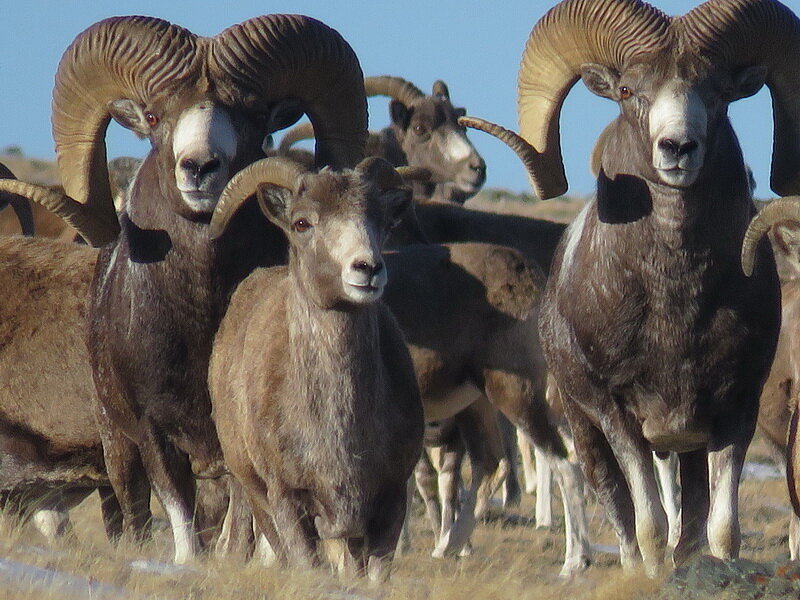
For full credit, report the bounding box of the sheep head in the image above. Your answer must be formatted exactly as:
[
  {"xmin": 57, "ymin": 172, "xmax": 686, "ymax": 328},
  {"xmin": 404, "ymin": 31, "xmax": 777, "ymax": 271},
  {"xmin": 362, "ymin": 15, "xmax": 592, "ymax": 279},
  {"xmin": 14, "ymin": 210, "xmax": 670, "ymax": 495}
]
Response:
[
  {"xmin": 43, "ymin": 14, "xmax": 367, "ymax": 245},
  {"xmin": 365, "ymin": 76, "xmax": 486, "ymax": 203},
  {"xmin": 517, "ymin": 0, "xmax": 800, "ymax": 199},
  {"xmin": 208, "ymin": 157, "xmax": 429, "ymax": 307}
]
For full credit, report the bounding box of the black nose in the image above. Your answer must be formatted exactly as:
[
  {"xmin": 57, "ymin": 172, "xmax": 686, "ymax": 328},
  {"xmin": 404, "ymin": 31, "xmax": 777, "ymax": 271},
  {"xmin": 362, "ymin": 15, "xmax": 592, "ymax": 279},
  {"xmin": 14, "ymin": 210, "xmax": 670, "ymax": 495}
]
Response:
[
  {"xmin": 352, "ymin": 260, "xmax": 383, "ymax": 277},
  {"xmin": 658, "ymin": 138, "xmax": 698, "ymax": 158},
  {"xmin": 180, "ymin": 156, "xmax": 221, "ymax": 184}
]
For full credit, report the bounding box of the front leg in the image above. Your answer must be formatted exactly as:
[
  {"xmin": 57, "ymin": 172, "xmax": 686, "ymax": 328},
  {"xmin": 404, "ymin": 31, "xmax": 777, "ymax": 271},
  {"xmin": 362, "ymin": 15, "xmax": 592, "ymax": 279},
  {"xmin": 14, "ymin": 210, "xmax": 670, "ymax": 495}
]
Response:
[{"xmin": 138, "ymin": 420, "xmax": 199, "ymax": 564}]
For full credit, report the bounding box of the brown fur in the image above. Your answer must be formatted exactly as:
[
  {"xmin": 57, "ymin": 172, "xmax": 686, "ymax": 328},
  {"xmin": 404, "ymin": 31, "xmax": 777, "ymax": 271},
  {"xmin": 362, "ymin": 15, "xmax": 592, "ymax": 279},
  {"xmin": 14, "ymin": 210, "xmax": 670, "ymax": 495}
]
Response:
[
  {"xmin": 0, "ymin": 237, "xmax": 120, "ymax": 535},
  {"xmin": 209, "ymin": 165, "xmax": 424, "ymax": 579}
]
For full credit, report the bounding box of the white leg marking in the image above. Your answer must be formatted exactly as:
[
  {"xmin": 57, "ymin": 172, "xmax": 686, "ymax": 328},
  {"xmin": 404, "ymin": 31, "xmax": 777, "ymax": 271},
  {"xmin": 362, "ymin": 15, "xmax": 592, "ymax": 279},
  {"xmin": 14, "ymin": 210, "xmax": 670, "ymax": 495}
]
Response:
[
  {"xmin": 157, "ymin": 488, "xmax": 197, "ymax": 565},
  {"xmin": 534, "ymin": 447, "xmax": 553, "ymax": 529},
  {"xmin": 517, "ymin": 428, "xmax": 537, "ymax": 494},
  {"xmin": 707, "ymin": 448, "xmax": 740, "ymax": 560},
  {"xmin": 654, "ymin": 452, "xmax": 681, "ymax": 550}
]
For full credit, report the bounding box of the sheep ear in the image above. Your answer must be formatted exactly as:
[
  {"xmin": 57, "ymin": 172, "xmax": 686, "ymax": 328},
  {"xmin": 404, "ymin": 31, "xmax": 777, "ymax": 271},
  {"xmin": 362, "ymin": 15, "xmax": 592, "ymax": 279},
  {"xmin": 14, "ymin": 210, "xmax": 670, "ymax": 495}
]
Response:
[
  {"xmin": 266, "ymin": 99, "xmax": 305, "ymax": 134},
  {"xmin": 773, "ymin": 219, "xmax": 800, "ymax": 268},
  {"xmin": 728, "ymin": 66, "xmax": 768, "ymax": 102},
  {"xmin": 108, "ymin": 99, "xmax": 151, "ymax": 138},
  {"xmin": 581, "ymin": 64, "xmax": 620, "ymax": 101},
  {"xmin": 256, "ymin": 183, "xmax": 293, "ymax": 231},
  {"xmin": 381, "ymin": 188, "xmax": 413, "ymax": 231},
  {"xmin": 389, "ymin": 100, "xmax": 410, "ymax": 130}
]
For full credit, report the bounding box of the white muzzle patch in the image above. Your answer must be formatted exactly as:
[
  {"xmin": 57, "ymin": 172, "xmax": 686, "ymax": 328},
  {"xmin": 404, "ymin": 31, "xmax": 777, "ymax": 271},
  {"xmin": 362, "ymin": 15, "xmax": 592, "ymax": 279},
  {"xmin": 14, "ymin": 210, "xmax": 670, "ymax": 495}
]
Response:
[
  {"xmin": 649, "ymin": 84, "xmax": 707, "ymax": 187},
  {"xmin": 173, "ymin": 103, "xmax": 239, "ymax": 212}
]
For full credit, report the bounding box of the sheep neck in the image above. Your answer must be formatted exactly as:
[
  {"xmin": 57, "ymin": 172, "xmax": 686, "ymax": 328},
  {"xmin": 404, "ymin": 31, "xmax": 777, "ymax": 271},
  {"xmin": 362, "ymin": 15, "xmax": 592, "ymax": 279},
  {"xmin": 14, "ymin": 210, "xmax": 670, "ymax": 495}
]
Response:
[{"xmin": 285, "ymin": 275, "xmax": 385, "ymax": 427}]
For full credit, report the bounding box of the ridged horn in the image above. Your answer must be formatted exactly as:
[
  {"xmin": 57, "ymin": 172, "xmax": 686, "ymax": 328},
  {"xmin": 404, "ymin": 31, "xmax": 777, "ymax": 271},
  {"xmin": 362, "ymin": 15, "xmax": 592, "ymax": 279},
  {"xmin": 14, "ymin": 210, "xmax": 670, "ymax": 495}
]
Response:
[
  {"xmin": 681, "ymin": 0, "xmax": 800, "ymax": 195},
  {"xmin": 518, "ymin": 0, "xmax": 670, "ymax": 199},
  {"xmin": 278, "ymin": 122, "xmax": 315, "ymax": 154},
  {"xmin": 459, "ymin": 115, "xmax": 548, "ymax": 196},
  {"xmin": 52, "ymin": 16, "xmax": 199, "ymax": 246},
  {"xmin": 209, "ymin": 157, "xmax": 306, "ymax": 239},
  {"xmin": 741, "ymin": 197, "xmax": 800, "ymax": 276},
  {"xmin": 0, "ymin": 179, "xmax": 106, "ymax": 243},
  {"xmin": 212, "ymin": 15, "xmax": 367, "ymax": 169},
  {"xmin": 364, "ymin": 76, "xmax": 425, "ymax": 107},
  {"xmin": 0, "ymin": 164, "xmax": 34, "ymax": 236}
]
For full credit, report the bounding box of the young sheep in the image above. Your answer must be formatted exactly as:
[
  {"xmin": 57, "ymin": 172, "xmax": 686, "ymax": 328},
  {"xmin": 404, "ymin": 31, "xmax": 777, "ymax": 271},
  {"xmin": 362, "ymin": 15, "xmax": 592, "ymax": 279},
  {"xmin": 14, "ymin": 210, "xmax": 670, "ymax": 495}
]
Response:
[{"xmin": 207, "ymin": 157, "xmax": 425, "ymax": 581}]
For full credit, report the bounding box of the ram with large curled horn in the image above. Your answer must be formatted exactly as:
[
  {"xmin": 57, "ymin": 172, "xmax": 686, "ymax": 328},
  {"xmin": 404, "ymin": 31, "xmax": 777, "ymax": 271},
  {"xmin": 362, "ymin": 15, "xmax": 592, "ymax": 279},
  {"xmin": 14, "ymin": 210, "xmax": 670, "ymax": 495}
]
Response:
[
  {"xmin": 459, "ymin": 0, "xmax": 799, "ymax": 576},
  {"xmin": 0, "ymin": 14, "xmax": 368, "ymax": 564}
]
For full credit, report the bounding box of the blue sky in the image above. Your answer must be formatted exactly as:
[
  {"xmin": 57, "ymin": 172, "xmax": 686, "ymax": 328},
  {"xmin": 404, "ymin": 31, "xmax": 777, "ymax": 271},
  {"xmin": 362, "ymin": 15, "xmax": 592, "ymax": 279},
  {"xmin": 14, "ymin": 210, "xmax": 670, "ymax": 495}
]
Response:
[{"xmin": 0, "ymin": 1, "xmax": 781, "ymax": 198}]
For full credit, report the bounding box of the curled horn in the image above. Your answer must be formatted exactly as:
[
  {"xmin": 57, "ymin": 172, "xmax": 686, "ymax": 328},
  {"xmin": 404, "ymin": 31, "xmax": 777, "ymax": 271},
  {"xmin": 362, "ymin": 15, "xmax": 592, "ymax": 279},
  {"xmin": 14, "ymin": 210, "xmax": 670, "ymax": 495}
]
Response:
[
  {"xmin": 681, "ymin": 0, "xmax": 800, "ymax": 195},
  {"xmin": 0, "ymin": 164, "xmax": 34, "ymax": 236},
  {"xmin": 741, "ymin": 197, "xmax": 800, "ymax": 276},
  {"xmin": 364, "ymin": 76, "xmax": 425, "ymax": 107},
  {"xmin": 209, "ymin": 157, "xmax": 307, "ymax": 239},
  {"xmin": 213, "ymin": 15, "xmax": 367, "ymax": 169},
  {"xmin": 278, "ymin": 122, "xmax": 315, "ymax": 154},
  {"xmin": 0, "ymin": 179, "xmax": 103, "ymax": 240},
  {"xmin": 458, "ymin": 115, "xmax": 548, "ymax": 196},
  {"xmin": 517, "ymin": 0, "xmax": 669, "ymax": 199},
  {"xmin": 52, "ymin": 17, "xmax": 198, "ymax": 246}
]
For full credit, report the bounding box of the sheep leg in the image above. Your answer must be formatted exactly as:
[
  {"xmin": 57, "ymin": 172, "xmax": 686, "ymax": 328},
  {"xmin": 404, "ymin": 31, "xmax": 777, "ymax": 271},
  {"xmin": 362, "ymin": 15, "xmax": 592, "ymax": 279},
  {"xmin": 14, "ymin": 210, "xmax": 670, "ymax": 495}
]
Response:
[
  {"xmin": 215, "ymin": 476, "xmax": 255, "ymax": 558},
  {"xmin": 365, "ymin": 485, "xmax": 409, "ymax": 584},
  {"xmin": 517, "ymin": 427, "xmax": 537, "ymax": 494},
  {"xmin": 463, "ymin": 400, "xmax": 504, "ymax": 520},
  {"xmin": 484, "ymin": 370, "xmax": 592, "ymax": 575},
  {"xmin": 534, "ymin": 446, "xmax": 553, "ymax": 528},
  {"xmin": 561, "ymin": 395, "xmax": 638, "ymax": 571},
  {"xmin": 497, "ymin": 413, "xmax": 522, "ymax": 508},
  {"xmin": 431, "ymin": 442, "xmax": 476, "ymax": 558},
  {"xmin": 791, "ymin": 514, "xmax": 800, "ymax": 560},
  {"xmin": 138, "ymin": 422, "xmax": 199, "ymax": 564},
  {"xmin": 98, "ymin": 486, "xmax": 123, "ymax": 540},
  {"xmin": 707, "ymin": 442, "xmax": 747, "ymax": 560},
  {"xmin": 413, "ymin": 449, "xmax": 442, "ymax": 542},
  {"xmin": 396, "ymin": 475, "xmax": 416, "ymax": 556},
  {"xmin": 97, "ymin": 415, "xmax": 151, "ymax": 543},
  {"xmin": 654, "ymin": 451, "xmax": 681, "ymax": 550},
  {"xmin": 673, "ymin": 449, "xmax": 708, "ymax": 566},
  {"xmin": 597, "ymin": 404, "xmax": 667, "ymax": 577}
]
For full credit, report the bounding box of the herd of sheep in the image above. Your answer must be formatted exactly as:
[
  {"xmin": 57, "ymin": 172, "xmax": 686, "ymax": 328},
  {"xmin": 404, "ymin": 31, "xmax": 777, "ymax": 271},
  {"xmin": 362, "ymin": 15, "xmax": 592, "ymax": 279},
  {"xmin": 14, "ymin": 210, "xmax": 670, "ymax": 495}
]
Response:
[{"xmin": 1, "ymin": 0, "xmax": 800, "ymax": 589}]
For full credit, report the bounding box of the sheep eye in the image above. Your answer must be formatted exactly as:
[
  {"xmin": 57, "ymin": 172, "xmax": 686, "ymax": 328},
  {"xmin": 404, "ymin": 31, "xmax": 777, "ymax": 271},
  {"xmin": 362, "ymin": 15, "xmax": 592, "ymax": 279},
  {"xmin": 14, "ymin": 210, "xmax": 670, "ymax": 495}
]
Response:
[
  {"xmin": 292, "ymin": 218, "xmax": 312, "ymax": 232},
  {"xmin": 413, "ymin": 124, "xmax": 428, "ymax": 136},
  {"xmin": 145, "ymin": 112, "xmax": 159, "ymax": 127},
  {"xmin": 619, "ymin": 86, "xmax": 632, "ymax": 100}
]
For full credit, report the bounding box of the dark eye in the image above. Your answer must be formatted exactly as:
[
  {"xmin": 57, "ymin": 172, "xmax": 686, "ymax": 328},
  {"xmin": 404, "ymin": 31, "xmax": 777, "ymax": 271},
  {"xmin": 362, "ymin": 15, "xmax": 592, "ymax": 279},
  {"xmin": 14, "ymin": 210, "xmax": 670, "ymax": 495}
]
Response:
[
  {"xmin": 145, "ymin": 112, "xmax": 159, "ymax": 127},
  {"xmin": 292, "ymin": 218, "xmax": 312, "ymax": 232},
  {"xmin": 619, "ymin": 86, "xmax": 632, "ymax": 100},
  {"xmin": 413, "ymin": 123, "xmax": 428, "ymax": 136}
]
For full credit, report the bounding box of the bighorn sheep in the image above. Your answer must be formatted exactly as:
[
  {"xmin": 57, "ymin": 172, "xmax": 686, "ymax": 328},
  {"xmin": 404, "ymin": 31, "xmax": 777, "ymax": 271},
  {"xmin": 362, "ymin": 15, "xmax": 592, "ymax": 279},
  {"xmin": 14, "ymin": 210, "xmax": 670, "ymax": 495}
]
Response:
[
  {"xmin": 742, "ymin": 198, "xmax": 800, "ymax": 560},
  {"xmin": 0, "ymin": 14, "xmax": 368, "ymax": 564},
  {"xmin": 381, "ymin": 241, "xmax": 591, "ymax": 575},
  {"xmin": 461, "ymin": 0, "xmax": 799, "ymax": 575},
  {"xmin": 280, "ymin": 76, "xmax": 486, "ymax": 204},
  {"xmin": 207, "ymin": 157, "xmax": 425, "ymax": 581}
]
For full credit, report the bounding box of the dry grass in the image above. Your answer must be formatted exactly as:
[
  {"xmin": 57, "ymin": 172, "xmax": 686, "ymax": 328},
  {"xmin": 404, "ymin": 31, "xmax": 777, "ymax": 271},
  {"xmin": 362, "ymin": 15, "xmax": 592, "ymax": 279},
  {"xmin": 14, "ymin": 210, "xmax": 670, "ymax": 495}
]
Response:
[{"xmin": 0, "ymin": 434, "xmax": 789, "ymax": 600}]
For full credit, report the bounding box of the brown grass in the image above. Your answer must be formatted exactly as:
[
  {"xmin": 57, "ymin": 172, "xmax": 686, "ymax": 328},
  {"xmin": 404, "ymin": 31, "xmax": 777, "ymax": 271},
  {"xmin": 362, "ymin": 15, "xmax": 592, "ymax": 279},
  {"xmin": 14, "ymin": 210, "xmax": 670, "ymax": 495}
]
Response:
[{"xmin": 0, "ymin": 434, "xmax": 789, "ymax": 600}]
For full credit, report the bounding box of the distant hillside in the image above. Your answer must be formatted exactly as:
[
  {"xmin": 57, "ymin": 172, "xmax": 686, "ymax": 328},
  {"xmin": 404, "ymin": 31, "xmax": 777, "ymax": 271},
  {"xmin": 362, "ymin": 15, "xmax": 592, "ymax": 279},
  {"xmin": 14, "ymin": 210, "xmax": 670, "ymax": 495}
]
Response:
[{"xmin": 0, "ymin": 148, "xmax": 60, "ymax": 186}]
